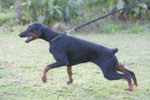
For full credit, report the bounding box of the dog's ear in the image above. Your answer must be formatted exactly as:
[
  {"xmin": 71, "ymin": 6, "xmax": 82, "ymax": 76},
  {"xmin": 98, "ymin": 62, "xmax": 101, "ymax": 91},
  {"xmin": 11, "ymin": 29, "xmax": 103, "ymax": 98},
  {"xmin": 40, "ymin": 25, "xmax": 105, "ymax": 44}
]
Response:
[{"xmin": 35, "ymin": 23, "xmax": 45, "ymax": 37}]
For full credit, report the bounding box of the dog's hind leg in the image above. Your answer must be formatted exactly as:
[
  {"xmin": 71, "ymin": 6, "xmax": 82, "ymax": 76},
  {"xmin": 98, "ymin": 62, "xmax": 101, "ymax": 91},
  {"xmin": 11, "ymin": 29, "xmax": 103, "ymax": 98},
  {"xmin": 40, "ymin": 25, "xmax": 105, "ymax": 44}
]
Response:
[
  {"xmin": 104, "ymin": 72, "xmax": 133, "ymax": 91},
  {"xmin": 116, "ymin": 63, "xmax": 138, "ymax": 86},
  {"xmin": 92, "ymin": 58, "xmax": 133, "ymax": 91},
  {"xmin": 67, "ymin": 66, "xmax": 73, "ymax": 84}
]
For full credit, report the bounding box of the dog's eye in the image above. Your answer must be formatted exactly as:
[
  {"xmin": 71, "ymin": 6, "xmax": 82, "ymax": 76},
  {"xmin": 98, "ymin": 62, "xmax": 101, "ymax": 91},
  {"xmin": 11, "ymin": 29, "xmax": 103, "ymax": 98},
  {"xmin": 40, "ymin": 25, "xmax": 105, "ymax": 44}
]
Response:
[{"xmin": 28, "ymin": 27, "xmax": 33, "ymax": 32}]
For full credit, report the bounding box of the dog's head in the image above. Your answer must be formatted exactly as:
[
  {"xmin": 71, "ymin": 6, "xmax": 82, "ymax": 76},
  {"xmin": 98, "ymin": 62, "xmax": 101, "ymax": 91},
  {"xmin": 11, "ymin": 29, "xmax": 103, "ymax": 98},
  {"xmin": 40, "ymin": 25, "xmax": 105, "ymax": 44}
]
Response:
[{"xmin": 19, "ymin": 23, "xmax": 45, "ymax": 43}]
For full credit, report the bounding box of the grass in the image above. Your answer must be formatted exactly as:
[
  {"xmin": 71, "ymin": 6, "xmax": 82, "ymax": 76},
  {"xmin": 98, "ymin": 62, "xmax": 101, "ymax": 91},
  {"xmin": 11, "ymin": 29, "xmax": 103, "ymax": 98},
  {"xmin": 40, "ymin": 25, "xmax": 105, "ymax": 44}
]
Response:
[{"xmin": 0, "ymin": 26, "xmax": 150, "ymax": 100}]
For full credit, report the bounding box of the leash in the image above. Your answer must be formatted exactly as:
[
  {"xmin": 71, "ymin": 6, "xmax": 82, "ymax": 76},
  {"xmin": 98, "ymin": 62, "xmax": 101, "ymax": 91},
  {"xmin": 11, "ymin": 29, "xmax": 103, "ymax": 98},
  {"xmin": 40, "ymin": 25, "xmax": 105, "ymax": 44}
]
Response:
[{"xmin": 64, "ymin": 0, "xmax": 145, "ymax": 33}]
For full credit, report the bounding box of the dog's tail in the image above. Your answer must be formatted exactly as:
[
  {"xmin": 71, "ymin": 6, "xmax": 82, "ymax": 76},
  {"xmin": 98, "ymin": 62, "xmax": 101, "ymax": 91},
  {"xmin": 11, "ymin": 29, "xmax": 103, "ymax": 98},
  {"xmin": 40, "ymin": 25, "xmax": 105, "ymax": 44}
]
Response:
[{"xmin": 112, "ymin": 48, "xmax": 118, "ymax": 54}]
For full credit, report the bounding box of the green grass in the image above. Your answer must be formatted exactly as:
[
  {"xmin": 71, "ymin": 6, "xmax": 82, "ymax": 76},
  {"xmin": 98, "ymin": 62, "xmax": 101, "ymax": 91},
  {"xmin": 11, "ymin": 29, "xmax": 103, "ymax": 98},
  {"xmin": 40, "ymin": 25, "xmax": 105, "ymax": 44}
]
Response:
[{"xmin": 0, "ymin": 26, "xmax": 150, "ymax": 100}]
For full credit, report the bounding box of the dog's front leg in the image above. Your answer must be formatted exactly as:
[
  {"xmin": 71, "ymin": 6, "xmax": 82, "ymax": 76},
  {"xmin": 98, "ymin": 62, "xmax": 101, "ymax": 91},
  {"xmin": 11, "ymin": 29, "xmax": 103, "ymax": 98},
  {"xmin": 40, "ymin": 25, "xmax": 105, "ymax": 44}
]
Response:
[
  {"xmin": 42, "ymin": 66, "xmax": 50, "ymax": 83},
  {"xmin": 42, "ymin": 60, "xmax": 69, "ymax": 83},
  {"xmin": 42, "ymin": 50, "xmax": 70, "ymax": 83},
  {"xmin": 67, "ymin": 66, "xmax": 73, "ymax": 84}
]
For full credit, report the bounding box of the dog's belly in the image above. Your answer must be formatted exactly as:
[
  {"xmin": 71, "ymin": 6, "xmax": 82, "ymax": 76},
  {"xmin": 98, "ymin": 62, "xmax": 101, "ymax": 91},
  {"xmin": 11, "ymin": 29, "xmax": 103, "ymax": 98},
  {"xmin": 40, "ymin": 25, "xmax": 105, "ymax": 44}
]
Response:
[{"xmin": 68, "ymin": 57, "xmax": 92, "ymax": 66}]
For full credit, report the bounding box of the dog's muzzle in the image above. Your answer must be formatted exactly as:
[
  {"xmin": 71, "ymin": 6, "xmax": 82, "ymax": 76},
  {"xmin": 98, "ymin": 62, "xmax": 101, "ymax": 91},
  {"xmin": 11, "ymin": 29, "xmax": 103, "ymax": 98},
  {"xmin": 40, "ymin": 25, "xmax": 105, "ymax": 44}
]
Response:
[
  {"xmin": 25, "ymin": 36, "xmax": 34, "ymax": 43},
  {"xmin": 19, "ymin": 32, "xmax": 35, "ymax": 43}
]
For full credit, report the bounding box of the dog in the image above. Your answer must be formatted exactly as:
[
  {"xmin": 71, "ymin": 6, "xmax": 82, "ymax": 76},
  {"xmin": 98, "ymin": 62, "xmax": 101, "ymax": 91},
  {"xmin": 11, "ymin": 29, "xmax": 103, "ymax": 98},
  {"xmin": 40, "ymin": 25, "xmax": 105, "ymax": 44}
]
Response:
[{"xmin": 19, "ymin": 23, "xmax": 137, "ymax": 91}]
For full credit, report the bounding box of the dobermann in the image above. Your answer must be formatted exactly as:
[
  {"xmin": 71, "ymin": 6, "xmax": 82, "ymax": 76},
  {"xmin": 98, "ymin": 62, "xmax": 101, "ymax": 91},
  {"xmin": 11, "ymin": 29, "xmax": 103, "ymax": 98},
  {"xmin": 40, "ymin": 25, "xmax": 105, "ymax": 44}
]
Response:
[{"xmin": 19, "ymin": 23, "xmax": 137, "ymax": 91}]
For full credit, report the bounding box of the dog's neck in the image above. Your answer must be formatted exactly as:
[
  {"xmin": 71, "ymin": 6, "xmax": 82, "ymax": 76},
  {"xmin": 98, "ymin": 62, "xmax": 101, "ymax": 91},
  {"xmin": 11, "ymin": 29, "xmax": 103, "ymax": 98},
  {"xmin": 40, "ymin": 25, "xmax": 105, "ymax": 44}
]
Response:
[{"xmin": 41, "ymin": 27, "xmax": 59, "ymax": 42}]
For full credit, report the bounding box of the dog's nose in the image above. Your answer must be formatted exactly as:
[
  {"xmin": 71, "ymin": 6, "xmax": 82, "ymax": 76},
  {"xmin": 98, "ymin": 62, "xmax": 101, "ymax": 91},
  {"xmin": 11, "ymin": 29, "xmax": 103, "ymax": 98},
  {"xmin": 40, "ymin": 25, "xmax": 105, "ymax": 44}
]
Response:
[
  {"xmin": 19, "ymin": 34, "xmax": 21, "ymax": 37},
  {"xmin": 19, "ymin": 33, "xmax": 24, "ymax": 37}
]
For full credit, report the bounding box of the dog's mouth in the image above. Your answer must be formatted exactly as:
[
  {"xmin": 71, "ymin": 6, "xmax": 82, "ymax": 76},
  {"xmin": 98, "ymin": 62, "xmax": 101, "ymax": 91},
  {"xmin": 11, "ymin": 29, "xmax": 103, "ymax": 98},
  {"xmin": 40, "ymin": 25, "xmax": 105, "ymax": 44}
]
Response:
[{"xmin": 25, "ymin": 36, "xmax": 35, "ymax": 43}]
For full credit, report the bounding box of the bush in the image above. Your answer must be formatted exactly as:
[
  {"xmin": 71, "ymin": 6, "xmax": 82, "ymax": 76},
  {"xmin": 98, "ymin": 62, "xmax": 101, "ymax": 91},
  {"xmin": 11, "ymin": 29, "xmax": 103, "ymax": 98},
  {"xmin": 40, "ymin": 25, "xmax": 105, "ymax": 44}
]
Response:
[
  {"xmin": 0, "ymin": 11, "xmax": 14, "ymax": 25},
  {"xmin": 11, "ymin": 0, "xmax": 84, "ymax": 25},
  {"xmin": 105, "ymin": 0, "xmax": 150, "ymax": 21},
  {"xmin": 0, "ymin": 0, "xmax": 14, "ymax": 9}
]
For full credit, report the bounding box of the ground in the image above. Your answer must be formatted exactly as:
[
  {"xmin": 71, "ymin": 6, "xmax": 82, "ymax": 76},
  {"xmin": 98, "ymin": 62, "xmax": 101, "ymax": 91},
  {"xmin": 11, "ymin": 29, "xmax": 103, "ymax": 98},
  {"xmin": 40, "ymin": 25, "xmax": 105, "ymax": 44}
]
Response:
[{"xmin": 0, "ymin": 27, "xmax": 150, "ymax": 100}]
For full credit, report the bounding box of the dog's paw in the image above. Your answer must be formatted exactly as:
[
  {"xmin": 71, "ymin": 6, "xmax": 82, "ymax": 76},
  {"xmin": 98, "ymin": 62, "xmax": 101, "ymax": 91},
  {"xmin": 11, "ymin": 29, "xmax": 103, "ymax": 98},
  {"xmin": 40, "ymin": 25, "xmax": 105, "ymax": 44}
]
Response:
[
  {"xmin": 42, "ymin": 75, "xmax": 47, "ymax": 83},
  {"xmin": 67, "ymin": 79, "xmax": 73, "ymax": 85},
  {"xmin": 132, "ymin": 83, "xmax": 138, "ymax": 87},
  {"xmin": 125, "ymin": 88, "xmax": 133, "ymax": 91}
]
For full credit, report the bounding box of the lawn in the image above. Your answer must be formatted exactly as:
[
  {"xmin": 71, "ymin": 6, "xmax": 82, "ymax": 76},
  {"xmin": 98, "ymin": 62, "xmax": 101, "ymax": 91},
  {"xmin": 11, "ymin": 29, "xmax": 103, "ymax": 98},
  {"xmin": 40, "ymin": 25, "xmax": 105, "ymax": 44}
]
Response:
[{"xmin": 0, "ymin": 26, "xmax": 150, "ymax": 100}]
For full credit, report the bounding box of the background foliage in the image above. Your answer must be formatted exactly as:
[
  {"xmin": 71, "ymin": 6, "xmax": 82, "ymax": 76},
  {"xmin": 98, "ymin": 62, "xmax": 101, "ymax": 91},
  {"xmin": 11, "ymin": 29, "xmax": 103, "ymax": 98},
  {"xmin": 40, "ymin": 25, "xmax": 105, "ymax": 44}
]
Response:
[
  {"xmin": 0, "ymin": 0, "xmax": 150, "ymax": 24},
  {"xmin": 105, "ymin": 0, "xmax": 150, "ymax": 21},
  {"xmin": 0, "ymin": 0, "xmax": 149, "ymax": 33},
  {"xmin": 9, "ymin": 0, "xmax": 84, "ymax": 24}
]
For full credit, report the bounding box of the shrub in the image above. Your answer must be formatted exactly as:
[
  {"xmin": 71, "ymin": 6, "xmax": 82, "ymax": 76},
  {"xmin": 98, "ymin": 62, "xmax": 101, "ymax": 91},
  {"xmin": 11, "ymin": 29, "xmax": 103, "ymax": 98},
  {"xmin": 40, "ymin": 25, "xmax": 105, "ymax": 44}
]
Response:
[
  {"xmin": 11, "ymin": 0, "xmax": 84, "ymax": 25},
  {"xmin": 0, "ymin": 12, "xmax": 14, "ymax": 25},
  {"xmin": 0, "ymin": 0, "xmax": 14, "ymax": 9},
  {"xmin": 105, "ymin": 0, "xmax": 150, "ymax": 21}
]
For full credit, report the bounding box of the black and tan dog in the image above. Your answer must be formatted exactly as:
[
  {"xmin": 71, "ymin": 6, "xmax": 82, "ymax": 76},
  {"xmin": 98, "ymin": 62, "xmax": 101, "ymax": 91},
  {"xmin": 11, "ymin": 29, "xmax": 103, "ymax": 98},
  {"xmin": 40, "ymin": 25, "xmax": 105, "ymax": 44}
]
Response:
[{"xmin": 19, "ymin": 23, "xmax": 137, "ymax": 91}]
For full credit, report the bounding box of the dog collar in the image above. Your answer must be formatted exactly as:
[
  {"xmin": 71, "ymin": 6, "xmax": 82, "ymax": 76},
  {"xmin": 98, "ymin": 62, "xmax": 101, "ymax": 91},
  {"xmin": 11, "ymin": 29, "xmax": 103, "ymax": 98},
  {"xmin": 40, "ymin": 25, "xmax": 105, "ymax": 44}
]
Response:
[{"xmin": 50, "ymin": 31, "xmax": 67, "ymax": 43}]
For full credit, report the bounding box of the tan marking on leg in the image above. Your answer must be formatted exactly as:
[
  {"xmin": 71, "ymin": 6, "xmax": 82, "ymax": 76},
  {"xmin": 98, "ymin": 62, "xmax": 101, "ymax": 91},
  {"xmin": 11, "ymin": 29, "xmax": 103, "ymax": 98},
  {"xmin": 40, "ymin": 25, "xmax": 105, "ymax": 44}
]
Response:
[
  {"xmin": 67, "ymin": 66, "xmax": 73, "ymax": 84},
  {"xmin": 116, "ymin": 63, "xmax": 137, "ymax": 86},
  {"xmin": 123, "ymin": 78, "xmax": 133, "ymax": 91},
  {"xmin": 41, "ymin": 66, "xmax": 51, "ymax": 83}
]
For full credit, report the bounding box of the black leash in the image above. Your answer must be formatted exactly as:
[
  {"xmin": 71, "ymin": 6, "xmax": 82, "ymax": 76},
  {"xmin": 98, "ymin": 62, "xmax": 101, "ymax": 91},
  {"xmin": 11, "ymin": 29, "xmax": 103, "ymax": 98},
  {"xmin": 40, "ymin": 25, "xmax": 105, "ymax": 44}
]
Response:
[{"xmin": 65, "ymin": 0, "xmax": 145, "ymax": 33}]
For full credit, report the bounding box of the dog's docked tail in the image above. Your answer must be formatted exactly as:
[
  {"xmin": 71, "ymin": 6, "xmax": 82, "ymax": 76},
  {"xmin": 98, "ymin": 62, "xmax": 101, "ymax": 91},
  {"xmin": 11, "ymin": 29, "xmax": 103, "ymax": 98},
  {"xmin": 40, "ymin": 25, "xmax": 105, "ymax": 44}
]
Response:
[{"xmin": 112, "ymin": 48, "xmax": 118, "ymax": 54}]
